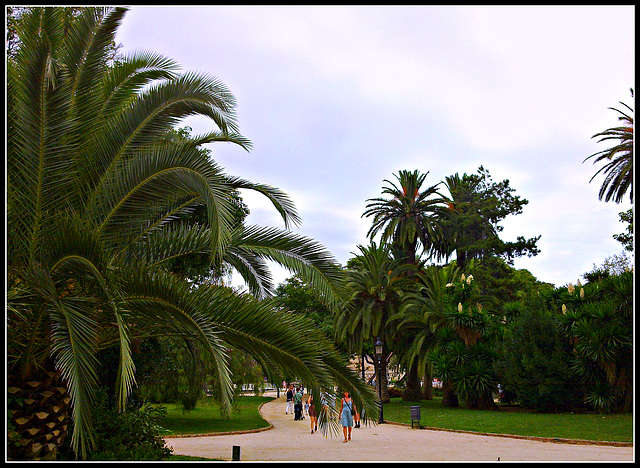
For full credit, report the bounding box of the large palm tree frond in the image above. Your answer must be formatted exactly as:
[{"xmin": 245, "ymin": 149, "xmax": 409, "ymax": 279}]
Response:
[
  {"xmin": 226, "ymin": 225, "xmax": 346, "ymax": 308},
  {"xmin": 584, "ymin": 91, "xmax": 634, "ymax": 203}
]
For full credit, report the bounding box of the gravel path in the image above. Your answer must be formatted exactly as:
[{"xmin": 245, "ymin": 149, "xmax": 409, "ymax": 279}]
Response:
[{"xmin": 165, "ymin": 393, "xmax": 634, "ymax": 462}]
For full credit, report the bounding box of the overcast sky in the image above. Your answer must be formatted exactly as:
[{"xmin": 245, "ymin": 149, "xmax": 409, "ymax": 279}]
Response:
[{"xmin": 115, "ymin": 5, "xmax": 634, "ymax": 289}]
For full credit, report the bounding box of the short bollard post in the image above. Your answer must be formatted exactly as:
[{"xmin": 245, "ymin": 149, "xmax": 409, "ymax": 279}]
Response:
[{"xmin": 232, "ymin": 445, "xmax": 240, "ymax": 461}]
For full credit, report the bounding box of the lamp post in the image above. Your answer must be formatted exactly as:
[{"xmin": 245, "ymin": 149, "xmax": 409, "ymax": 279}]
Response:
[{"xmin": 374, "ymin": 337, "xmax": 384, "ymax": 424}]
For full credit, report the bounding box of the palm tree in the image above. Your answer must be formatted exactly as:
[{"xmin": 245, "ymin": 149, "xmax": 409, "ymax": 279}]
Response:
[
  {"xmin": 392, "ymin": 262, "xmax": 500, "ymax": 409},
  {"xmin": 334, "ymin": 243, "xmax": 414, "ymax": 403},
  {"xmin": 7, "ymin": 7, "xmax": 376, "ymax": 460},
  {"xmin": 424, "ymin": 269, "xmax": 498, "ymax": 409},
  {"xmin": 363, "ymin": 170, "xmax": 450, "ymax": 265},
  {"xmin": 557, "ymin": 272, "xmax": 633, "ymax": 413},
  {"xmin": 583, "ymin": 89, "xmax": 634, "ymax": 204},
  {"xmin": 362, "ymin": 170, "xmax": 450, "ymax": 400},
  {"xmin": 390, "ymin": 264, "xmax": 463, "ymax": 406}
]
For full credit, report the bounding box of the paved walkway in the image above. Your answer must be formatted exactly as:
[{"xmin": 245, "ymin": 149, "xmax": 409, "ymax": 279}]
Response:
[{"xmin": 165, "ymin": 392, "xmax": 634, "ymax": 462}]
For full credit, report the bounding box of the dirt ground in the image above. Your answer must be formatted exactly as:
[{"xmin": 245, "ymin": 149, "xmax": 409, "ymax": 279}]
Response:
[{"xmin": 165, "ymin": 392, "xmax": 634, "ymax": 462}]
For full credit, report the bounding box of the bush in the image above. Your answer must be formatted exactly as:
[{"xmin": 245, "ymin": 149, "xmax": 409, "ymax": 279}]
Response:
[
  {"xmin": 59, "ymin": 388, "xmax": 173, "ymax": 460},
  {"xmin": 495, "ymin": 308, "xmax": 583, "ymax": 412},
  {"xmin": 387, "ymin": 386, "xmax": 403, "ymax": 398}
]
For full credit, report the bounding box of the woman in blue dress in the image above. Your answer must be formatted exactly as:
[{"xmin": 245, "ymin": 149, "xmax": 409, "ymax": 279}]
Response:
[{"xmin": 339, "ymin": 391, "xmax": 355, "ymax": 443}]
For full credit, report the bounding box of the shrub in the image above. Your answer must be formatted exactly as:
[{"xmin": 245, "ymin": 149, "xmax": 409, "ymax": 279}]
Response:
[
  {"xmin": 495, "ymin": 308, "xmax": 583, "ymax": 412},
  {"xmin": 59, "ymin": 388, "xmax": 173, "ymax": 461},
  {"xmin": 387, "ymin": 386, "xmax": 403, "ymax": 398}
]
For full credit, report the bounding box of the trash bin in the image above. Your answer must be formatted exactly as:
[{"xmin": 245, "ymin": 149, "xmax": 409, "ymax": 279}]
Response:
[{"xmin": 410, "ymin": 406, "xmax": 421, "ymax": 429}]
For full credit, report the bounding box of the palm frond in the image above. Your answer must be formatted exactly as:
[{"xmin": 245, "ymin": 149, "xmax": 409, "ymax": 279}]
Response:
[
  {"xmin": 227, "ymin": 225, "xmax": 347, "ymax": 309},
  {"xmin": 225, "ymin": 175, "xmax": 301, "ymax": 228},
  {"xmin": 87, "ymin": 142, "xmax": 234, "ymax": 260}
]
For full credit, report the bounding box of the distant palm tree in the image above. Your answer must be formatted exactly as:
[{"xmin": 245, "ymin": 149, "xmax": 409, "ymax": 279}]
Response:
[
  {"xmin": 362, "ymin": 170, "xmax": 450, "ymax": 400},
  {"xmin": 335, "ymin": 243, "xmax": 414, "ymax": 403},
  {"xmin": 7, "ymin": 7, "xmax": 375, "ymax": 460},
  {"xmin": 363, "ymin": 170, "xmax": 450, "ymax": 265},
  {"xmin": 584, "ymin": 89, "xmax": 634, "ymax": 204},
  {"xmin": 388, "ymin": 263, "xmax": 459, "ymax": 391}
]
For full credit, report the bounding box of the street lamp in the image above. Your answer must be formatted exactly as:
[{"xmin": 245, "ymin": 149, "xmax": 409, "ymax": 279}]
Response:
[{"xmin": 374, "ymin": 337, "xmax": 384, "ymax": 424}]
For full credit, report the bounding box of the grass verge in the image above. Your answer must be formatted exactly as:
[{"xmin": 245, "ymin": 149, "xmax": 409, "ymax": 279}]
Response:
[{"xmin": 382, "ymin": 397, "xmax": 633, "ymax": 443}]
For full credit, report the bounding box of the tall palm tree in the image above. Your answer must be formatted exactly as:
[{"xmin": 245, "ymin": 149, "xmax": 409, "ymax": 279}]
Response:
[
  {"xmin": 362, "ymin": 170, "xmax": 450, "ymax": 400},
  {"xmin": 363, "ymin": 170, "xmax": 450, "ymax": 265},
  {"xmin": 334, "ymin": 243, "xmax": 414, "ymax": 403},
  {"xmin": 583, "ymin": 89, "xmax": 634, "ymax": 204},
  {"xmin": 7, "ymin": 7, "xmax": 376, "ymax": 460}
]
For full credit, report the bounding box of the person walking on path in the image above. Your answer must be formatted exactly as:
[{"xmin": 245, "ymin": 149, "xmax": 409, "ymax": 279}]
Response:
[
  {"xmin": 354, "ymin": 407, "xmax": 361, "ymax": 428},
  {"xmin": 307, "ymin": 394, "xmax": 318, "ymax": 434},
  {"xmin": 294, "ymin": 387, "xmax": 304, "ymax": 420},
  {"xmin": 340, "ymin": 391, "xmax": 355, "ymax": 443},
  {"xmin": 285, "ymin": 385, "xmax": 294, "ymax": 415}
]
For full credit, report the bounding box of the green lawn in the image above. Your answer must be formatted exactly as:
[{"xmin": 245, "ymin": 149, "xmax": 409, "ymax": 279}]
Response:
[
  {"xmin": 157, "ymin": 395, "xmax": 273, "ymax": 436},
  {"xmin": 382, "ymin": 397, "xmax": 633, "ymax": 443},
  {"xmin": 157, "ymin": 394, "xmax": 632, "ymax": 445}
]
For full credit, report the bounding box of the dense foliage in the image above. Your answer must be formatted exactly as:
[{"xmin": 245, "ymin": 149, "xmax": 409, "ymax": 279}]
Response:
[
  {"xmin": 495, "ymin": 306, "xmax": 583, "ymax": 412},
  {"xmin": 275, "ymin": 275, "xmax": 335, "ymax": 339},
  {"xmin": 7, "ymin": 7, "xmax": 633, "ymax": 462},
  {"xmin": 441, "ymin": 166, "xmax": 541, "ymax": 271},
  {"xmin": 334, "ymin": 163, "xmax": 632, "ymax": 416},
  {"xmin": 6, "ymin": 7, "xmax": 377, "ymax": 460},
  {"xmin": 58, "ymin": 389, "xmax": 172, "ymax": 461}
]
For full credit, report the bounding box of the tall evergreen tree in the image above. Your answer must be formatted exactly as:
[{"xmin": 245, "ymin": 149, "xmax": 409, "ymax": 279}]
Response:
[
  {"xmin": 441, "ymin": 166, "xmax": 540, "ymax": 272},
  {"xmin": 335, "ymin": 243, "xmax": 414, "ymax": 403}
]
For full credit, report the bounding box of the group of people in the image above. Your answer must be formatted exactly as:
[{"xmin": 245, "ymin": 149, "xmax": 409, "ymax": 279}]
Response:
[
  {"xmin": 283, "ymin": 383, "xmax": 361, "ymax": 443},
  {"xmin": 284, "ymin": 383, "xmax": 304, "ymax": 421}
]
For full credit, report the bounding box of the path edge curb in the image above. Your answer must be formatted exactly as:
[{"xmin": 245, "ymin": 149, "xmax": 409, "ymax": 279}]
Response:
[{"xmin": 382, "ymin": 421, "xmax": 633, "ymax": 448}]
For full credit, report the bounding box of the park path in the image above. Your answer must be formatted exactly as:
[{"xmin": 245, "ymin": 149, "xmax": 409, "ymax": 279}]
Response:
[{"xmin": 165, "ymin": 392, "xmax": 634, "ymax": 462}]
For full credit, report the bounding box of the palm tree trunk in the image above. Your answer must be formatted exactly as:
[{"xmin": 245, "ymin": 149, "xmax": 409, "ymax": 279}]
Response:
[
  {"xmin": 375, "ymin": 352, "xmax": 390, "ymax": 404},
  {"xmin": 421, "ymin": 365, "xmax": 433, "ymax": 400},
  {"xmin": 402, "ymin": 362, "xmax": 423, "ymax": 401},
  {"xmin": 456, "ymin": 248, "xmax": 467, "ymax": 271},
  {"xmin": 467, "ymin": 393, "xmax": 498, "ymax": 410},
  {"xmin": 7, "ymin": 362, "xmax": 71, "ymax": 460},
  {"xmin": 441, "ymin": 380, "xmax": 459, "ymax": 408}
]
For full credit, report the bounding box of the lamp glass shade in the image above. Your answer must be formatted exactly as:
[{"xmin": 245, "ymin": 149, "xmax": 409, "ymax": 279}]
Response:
[{"xmin": 374, "ymin": 338, "xmax": 383, "ymax": 357}]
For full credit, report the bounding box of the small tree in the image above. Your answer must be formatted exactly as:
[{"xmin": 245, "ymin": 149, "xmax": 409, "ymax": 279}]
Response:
[
  {"xmin": 613, "ymin": 208, "xmax": 633, "ymax": 252},
  {"xmin": 427, "ymin": 272, "xmax": 498, "ymax": 410}
]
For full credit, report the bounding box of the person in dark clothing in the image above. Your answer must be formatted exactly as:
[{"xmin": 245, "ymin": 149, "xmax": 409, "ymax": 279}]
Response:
[
  {"xmin": 293, "ymin": 387, "xmax": 303, "ymax": 420},
  {"xmin": 285, "ymin": 385, "xmax": 294, "ymax": 414}
]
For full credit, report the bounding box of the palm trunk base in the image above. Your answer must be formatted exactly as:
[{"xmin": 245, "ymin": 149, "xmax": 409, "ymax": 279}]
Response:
[
  {"xmin": 7, "ymin": 370, "xmax": 71, "ymax": 461},
  {"xmin": 441, "ymin": 382, "xmax": 459, "ymax": 408},
  {"xmin": 401, "ymin": 363, "xmax": 423, "ymax": 402}
]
